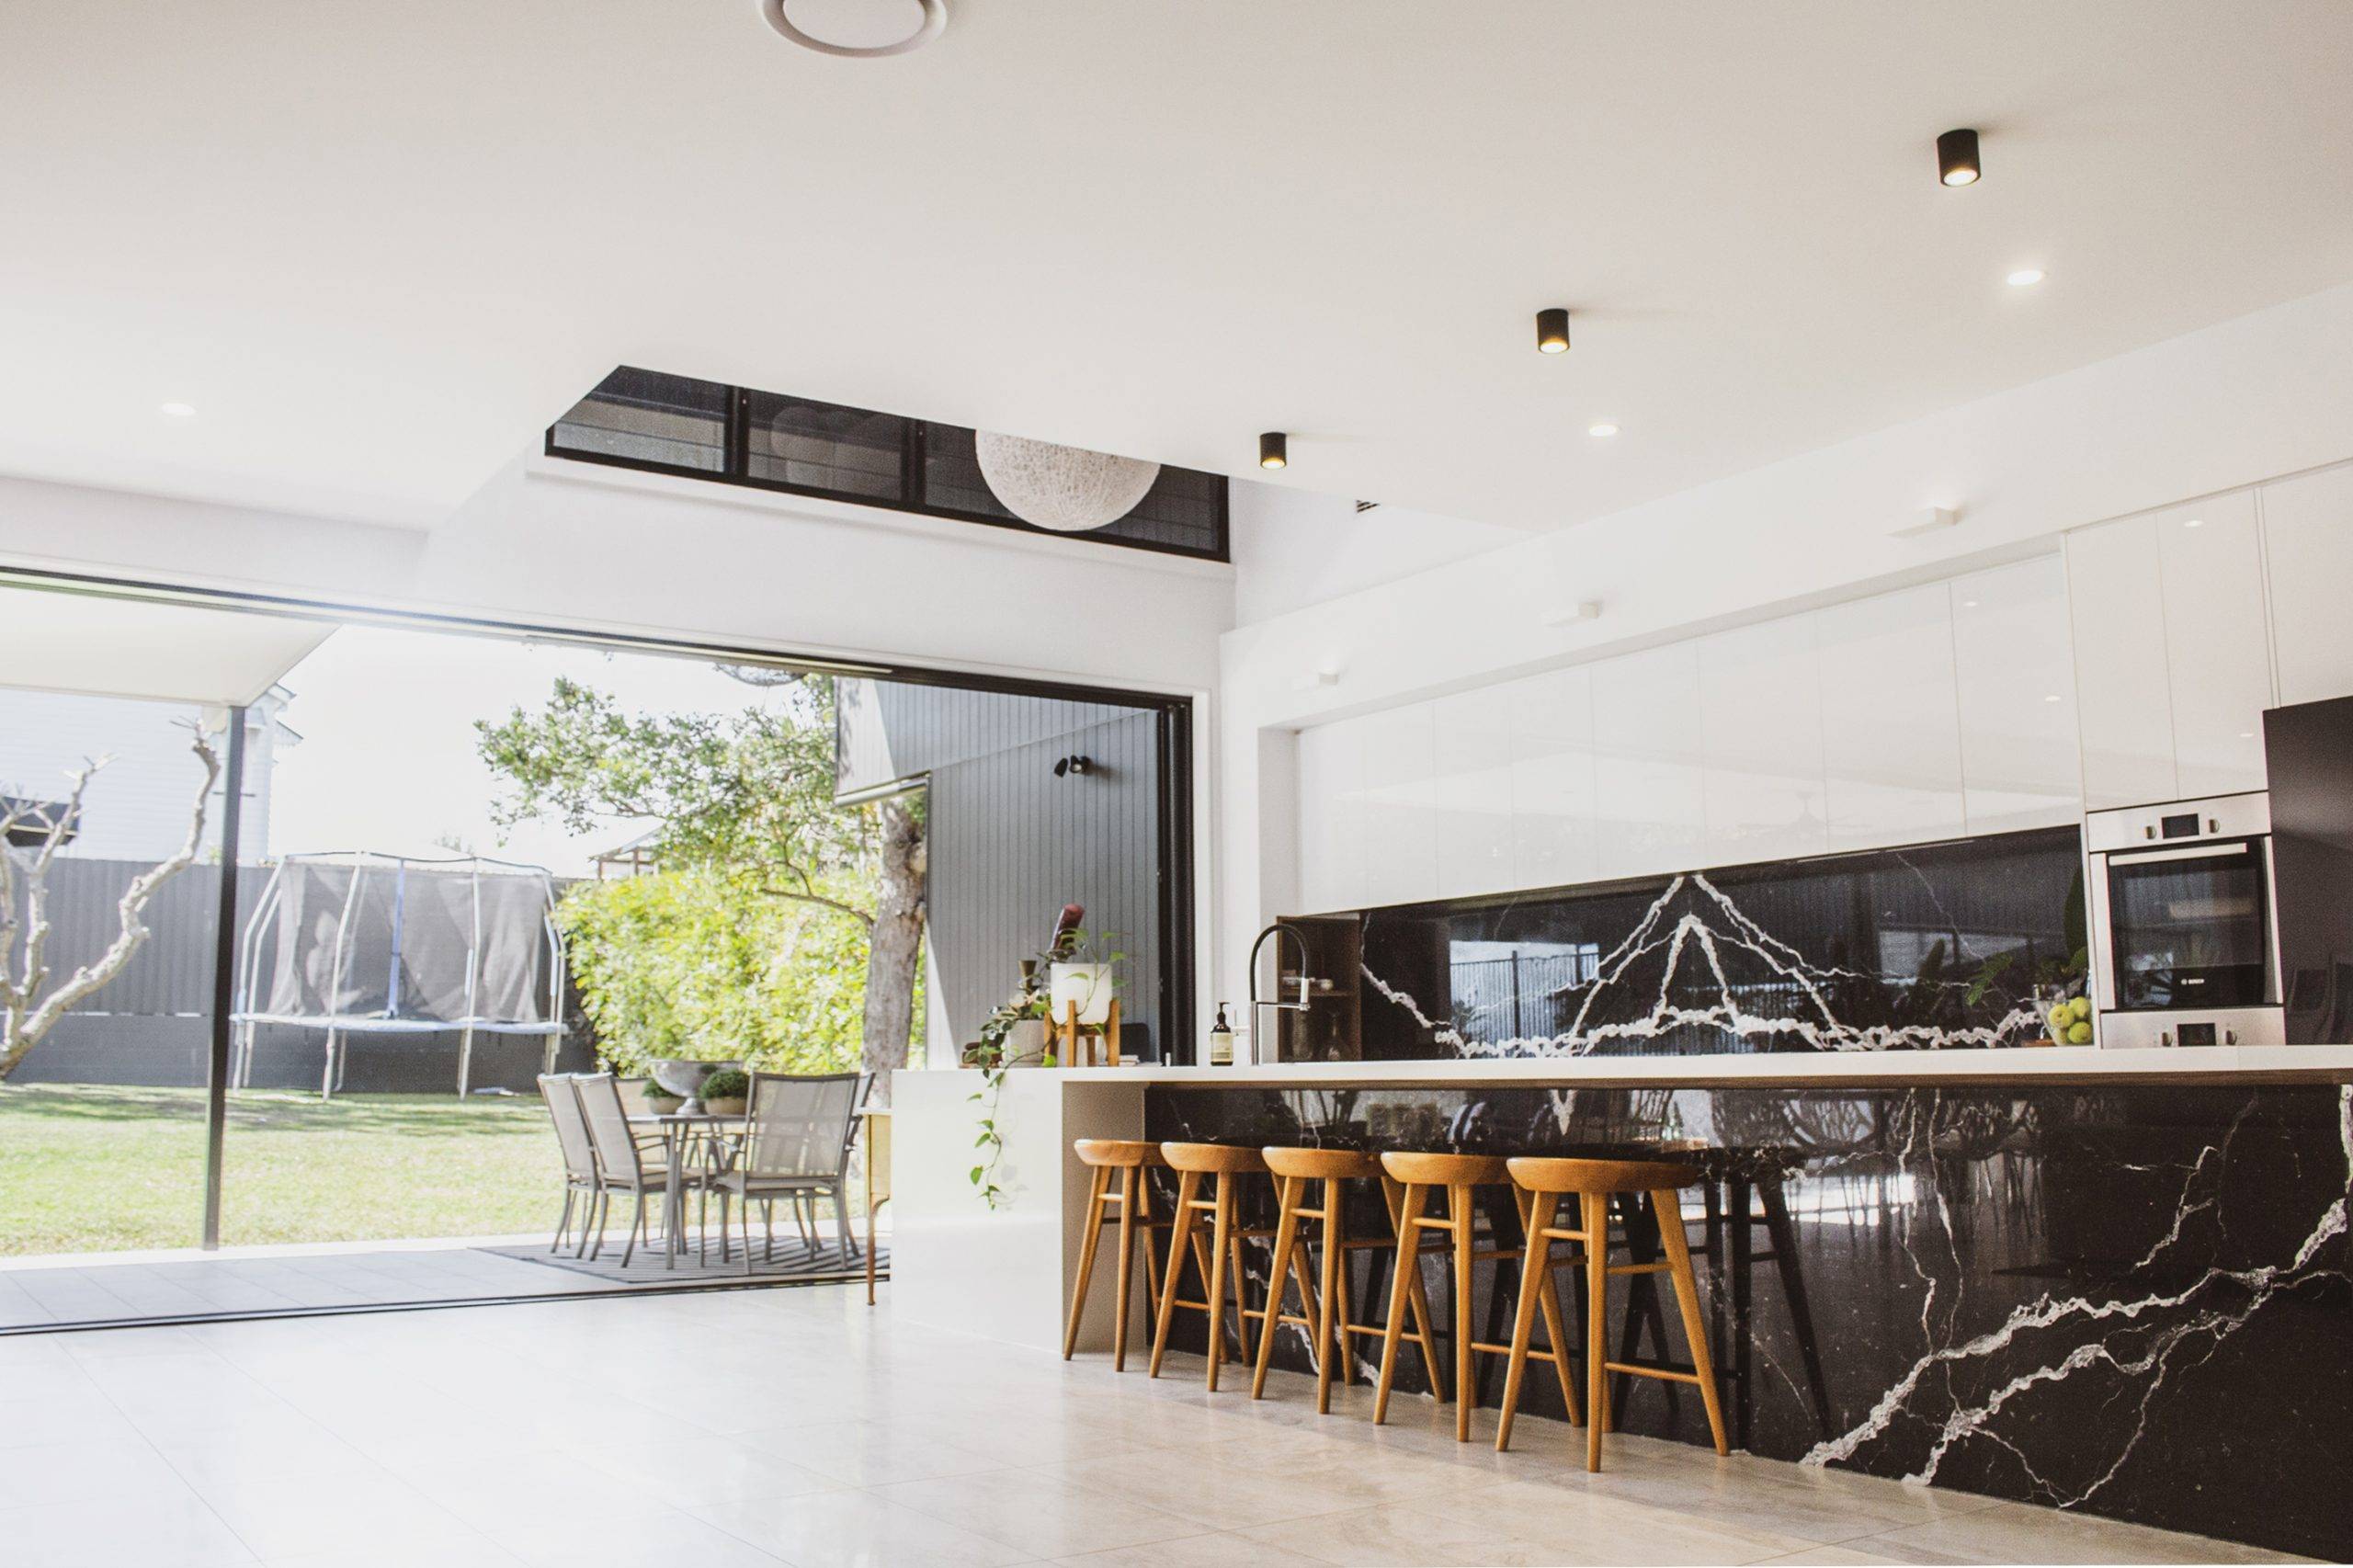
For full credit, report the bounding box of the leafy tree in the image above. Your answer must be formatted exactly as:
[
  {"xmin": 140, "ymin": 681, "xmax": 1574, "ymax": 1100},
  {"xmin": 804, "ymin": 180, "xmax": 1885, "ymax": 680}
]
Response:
[
  {"xmin": 475, "ymin": 675, "xmax": 925, "ymax": 1088},
  {"xmin": 556, "ymin": 869, "xmax": 907, "ymax": 1076}
]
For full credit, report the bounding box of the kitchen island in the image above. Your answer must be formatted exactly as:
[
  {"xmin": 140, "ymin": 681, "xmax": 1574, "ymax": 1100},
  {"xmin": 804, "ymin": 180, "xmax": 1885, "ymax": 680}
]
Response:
[{"xmin": 892, "ymin": 1049, "xmax": 2353, "ymax": 1560}]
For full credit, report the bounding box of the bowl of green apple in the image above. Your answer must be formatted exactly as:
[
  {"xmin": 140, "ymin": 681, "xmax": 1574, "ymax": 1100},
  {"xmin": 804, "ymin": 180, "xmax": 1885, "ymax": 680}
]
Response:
[{"xmin": 2042, "ymin": 994, "xmax": 2095, "ymax": 1047}]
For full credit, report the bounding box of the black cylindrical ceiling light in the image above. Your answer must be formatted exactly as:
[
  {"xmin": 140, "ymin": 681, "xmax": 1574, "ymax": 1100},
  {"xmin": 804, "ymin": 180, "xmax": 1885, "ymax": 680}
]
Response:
[
  {"xmin": 1258, "ymin": 431, "xmax": 1288, "ymax": 470},
  {"xmin": 1536, "ymin": 307, "xmax": 1571, "ymax": 354},
  {"xmin": 1938, "ymin": 128, "xmax": 1981, "ymax": 187}
]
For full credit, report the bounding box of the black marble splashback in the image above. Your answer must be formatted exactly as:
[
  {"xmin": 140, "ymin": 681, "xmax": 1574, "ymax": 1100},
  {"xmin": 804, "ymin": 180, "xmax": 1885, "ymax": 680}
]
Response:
[
  {"xmin": 1305, "ymin": 825, "xmax": 2086, "ymax": 1060},
  {"xmin": 1145, "ymin": 1078, "xmax": 2353, "ymax": 1560}
]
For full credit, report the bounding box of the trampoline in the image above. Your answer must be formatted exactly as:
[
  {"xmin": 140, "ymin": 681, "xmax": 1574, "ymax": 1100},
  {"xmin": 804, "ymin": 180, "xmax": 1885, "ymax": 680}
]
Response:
[{"xmin": 232, "ymin": 852, "xmax": 569, "ymax": 1098}]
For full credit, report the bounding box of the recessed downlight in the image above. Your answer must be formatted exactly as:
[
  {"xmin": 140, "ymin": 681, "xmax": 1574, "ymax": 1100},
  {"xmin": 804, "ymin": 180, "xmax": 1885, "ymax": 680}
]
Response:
[
  {"xmin": 2044, "ymin": 693, "xmax": 2063, "ymax": 703},
  {"xmin": 2006, "ymin": 267, "xmax": 2045, "ymax": 288},
  {"xmin": 158, "ymin": 402, "xmax": 197, "ymax": 418},
  {"xmin": 761, "ymin": 0, "xmax": 945, "ymax": 57},
  {"xmin": 2185, "ymin": 517, "xmax": 2205, "ymax": 529},
  {"xmin": 1937, "ymin": 128, "xmax": 1981, "ymax": 187},
  {"xmin": 1587, "ymin": 422, "xmax": 1620, "ymax": 438}
]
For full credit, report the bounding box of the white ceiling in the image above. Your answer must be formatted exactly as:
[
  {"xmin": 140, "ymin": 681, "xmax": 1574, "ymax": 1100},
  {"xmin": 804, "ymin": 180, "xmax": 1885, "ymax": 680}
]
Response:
[
  {"xmin": 0, "ymin": 585, "xmax": 333, "ymax": 706},
  {"xmin": 3, "ymin": 2, "xmax": 2350, "ymax": 533}
]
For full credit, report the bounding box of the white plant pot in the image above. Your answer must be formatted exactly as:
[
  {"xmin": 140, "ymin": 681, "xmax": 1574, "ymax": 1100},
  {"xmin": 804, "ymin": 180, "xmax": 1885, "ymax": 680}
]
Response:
[
  {"xmin": 1049, "ymin": 962, "xmax": 1115, "ymax": 1026},
  {"xmin": 1003, "ymin": 1017, "xmax": 1051, "ymax": 1063}
]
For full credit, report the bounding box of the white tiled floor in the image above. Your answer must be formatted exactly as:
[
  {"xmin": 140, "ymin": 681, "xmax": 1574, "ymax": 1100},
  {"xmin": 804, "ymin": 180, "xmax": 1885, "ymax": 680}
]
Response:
[{"xmin": 0, "ymin": 1287, "xmax": 2312, "ymax": 1567}]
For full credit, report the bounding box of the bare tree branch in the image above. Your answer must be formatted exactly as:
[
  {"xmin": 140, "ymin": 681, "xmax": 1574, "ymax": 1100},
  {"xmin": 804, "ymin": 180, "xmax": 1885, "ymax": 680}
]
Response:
[{"xmin": 0, "ymin": 728, "xmax": 220, "ymax": 1082}]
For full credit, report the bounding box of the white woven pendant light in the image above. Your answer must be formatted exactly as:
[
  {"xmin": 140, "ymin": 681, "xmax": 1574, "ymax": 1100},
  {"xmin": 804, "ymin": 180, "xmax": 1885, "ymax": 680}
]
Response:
[{"xmin": 972, "ymin": 433, "xmax": 1161, "ymax": 533}]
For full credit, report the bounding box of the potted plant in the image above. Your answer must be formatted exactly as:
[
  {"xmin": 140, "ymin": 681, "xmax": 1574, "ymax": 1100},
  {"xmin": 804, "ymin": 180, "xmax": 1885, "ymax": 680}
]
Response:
[
  {"xmin": 648, "ymin": 1058, "xmax": 742, "ymax": 1112},
  {"xmin": 699, "ymin": 1068, "xmax": 750, "ymax": 1116},
  {"xmin": 640, "ymin": 1077, "xmax": 686, "ymax": 1115}
]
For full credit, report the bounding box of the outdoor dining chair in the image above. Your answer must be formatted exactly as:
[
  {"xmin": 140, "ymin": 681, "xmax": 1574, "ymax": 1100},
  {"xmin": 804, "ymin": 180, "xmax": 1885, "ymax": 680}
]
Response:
[
  {"xmin": 710, "ymin": 1072, "xmax": 865, "ymax": 1272},
  {"xmin": 574, "ymin": 1071, "xmax": 676, "ymax": 1267},
  {"xmin": 536, "ymin": 1073, "xmax": 601, "ymax": 1256}
]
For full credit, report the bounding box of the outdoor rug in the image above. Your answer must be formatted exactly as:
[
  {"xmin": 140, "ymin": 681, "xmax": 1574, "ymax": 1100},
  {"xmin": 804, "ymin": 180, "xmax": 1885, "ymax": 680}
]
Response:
[{"xmin": 477, "ymin": 1234, "xmax": 887, "ymax": 1288}]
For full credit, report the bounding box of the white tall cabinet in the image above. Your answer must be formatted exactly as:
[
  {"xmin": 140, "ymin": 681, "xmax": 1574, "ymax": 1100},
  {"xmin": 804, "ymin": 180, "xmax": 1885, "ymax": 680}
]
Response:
[
  {"xmin": 2065, "ymin": 490, "xmax": 2272, "ymax": 810},
  {"xmin": 1289, "ymin": 466, "xmax": 2353, "ymax": 915}
]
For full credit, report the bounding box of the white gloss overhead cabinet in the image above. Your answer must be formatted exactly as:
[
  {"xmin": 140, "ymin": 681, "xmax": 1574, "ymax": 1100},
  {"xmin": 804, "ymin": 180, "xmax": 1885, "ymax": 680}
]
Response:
[
  {"xmin": 2065, "ymin": 515, "xmax": 2180, "ymax": 809},
  {"xmin": 1950, "ymin": 557, "xmax": 2083, "ymax": 834},
  {"xmin": 1698, "ymin": 615, "xmax": 1829, "ymax": 865},
  {"xmin": 1293, "ymin": 718, "xmax": 1366, "ymax": 915},
  {"xmin": 1506, "ymin": 664, "xmax": 1599, "ymax": 892},
  {"xmin": 1816, "ymin": 584, "xmax": 1966, "ymax": 851},
  {"xmin": 1590, "ymin": 642, "xmax": 1707, "ymax": 880},
  {"xmin": 2153, "ymin": 491, "xmax": 2271, "ymax": 797},
  {"xmin": 1431, "ymin": 682, "xmax": 1516, "ymax": 900},
  {"xmin": 2262, "ymin": 463, "xmax": 2353, "ymax": 708},
  {"xmin": 1357, "ymin": 700, "xmax": 1438, "ymax": 908}
]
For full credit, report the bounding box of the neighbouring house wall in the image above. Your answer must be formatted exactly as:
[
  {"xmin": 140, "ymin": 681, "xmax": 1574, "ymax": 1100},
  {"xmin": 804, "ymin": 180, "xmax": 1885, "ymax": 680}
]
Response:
[
  {"xmin": 0, "ymin": 690, "xmax": 287, "ymax": 862},
  {"xmin": 1217, "ymin": 280, "xmax": 2353, "ymax": 1040}
]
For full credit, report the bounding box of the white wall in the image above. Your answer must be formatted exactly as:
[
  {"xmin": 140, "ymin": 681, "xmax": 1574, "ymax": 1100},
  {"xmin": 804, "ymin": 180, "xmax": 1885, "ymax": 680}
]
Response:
[
  {"xmin": 1227, "ymin": 485, "xmax": 1523, "ymax": 628},
  {"xmin": 1222, "ymin": 280, "xmax": 2353, "ymax": 1021}
]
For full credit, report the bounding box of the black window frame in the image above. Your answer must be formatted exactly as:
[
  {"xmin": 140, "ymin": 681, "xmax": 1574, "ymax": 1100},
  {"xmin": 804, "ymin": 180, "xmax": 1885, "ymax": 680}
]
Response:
[{"xmin": 547, "ymin": 369, "xmax": 1230, "ymax": 564}]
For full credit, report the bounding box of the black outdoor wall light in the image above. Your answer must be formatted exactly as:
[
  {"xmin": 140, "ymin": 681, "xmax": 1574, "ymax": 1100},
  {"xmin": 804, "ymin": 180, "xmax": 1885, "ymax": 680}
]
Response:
[{"xmin": 1053, "ymin": 755, "xmax": 1094, "ymax": 778}]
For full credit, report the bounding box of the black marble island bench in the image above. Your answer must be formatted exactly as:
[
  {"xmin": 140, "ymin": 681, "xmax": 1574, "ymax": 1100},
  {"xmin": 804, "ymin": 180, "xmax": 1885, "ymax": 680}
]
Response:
[{"xmin": 1072, "ymin": 1053, "xmax": 2351, "ymax": 1562}]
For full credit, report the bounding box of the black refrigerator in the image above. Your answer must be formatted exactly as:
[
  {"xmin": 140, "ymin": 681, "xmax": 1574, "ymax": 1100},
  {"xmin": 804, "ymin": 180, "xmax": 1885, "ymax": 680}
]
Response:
[{"xmin": 2263, "ymin": 694, "xmax": 2353, "ymax": 1042}]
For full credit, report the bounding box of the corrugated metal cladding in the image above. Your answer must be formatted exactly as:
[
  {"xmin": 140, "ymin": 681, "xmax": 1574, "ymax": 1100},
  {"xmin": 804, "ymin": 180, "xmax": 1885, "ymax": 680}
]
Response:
[
  {"xmin": 835, "ymin": 679, "xmax": 1146, "ymax": 799},
  {"xmin": 842, "ymin": 679, "xmax": 1165, "ymax": 1059}
]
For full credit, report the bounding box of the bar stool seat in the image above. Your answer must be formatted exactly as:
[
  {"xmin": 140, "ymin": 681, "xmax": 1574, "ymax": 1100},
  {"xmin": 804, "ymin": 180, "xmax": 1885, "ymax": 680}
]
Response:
[
  {"xmin": 1063, "ymin": 1140, "xmax": 1176, "ymax": 1370},
  {"xmin": 1498, "ymin": 1155, "xmax": 1728, "ymax": 1471},
  {"xmin": 1149, "ymin": 1142, "xmax": 1290, "ymax": 1392},
  {"xmin": 1249, "ymin": 1146, "xmax": 1446, "ymax": 1413},
  {"xmin": 1373, "ymin": 1150, "xmax": 1578, "ymax": 1441}
]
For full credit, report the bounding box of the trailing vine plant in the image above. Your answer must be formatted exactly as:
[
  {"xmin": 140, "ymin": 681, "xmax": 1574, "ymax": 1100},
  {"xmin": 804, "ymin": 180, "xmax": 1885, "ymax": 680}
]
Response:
[{"xmin": 963, "ymin": 914, "xmax": 1127, "ymax": 1210}]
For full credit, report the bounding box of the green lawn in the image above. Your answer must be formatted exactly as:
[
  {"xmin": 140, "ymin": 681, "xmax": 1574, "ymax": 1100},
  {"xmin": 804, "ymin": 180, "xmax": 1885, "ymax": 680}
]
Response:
[{"xmin": 0, "ymin": 1085, "xmax": 568, "ymax": 1256}]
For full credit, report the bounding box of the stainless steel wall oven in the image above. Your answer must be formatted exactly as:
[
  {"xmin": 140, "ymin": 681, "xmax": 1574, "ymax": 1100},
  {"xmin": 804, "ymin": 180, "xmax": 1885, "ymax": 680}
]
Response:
[{"xmin": 2086, "ymin": 791, "xmax": 2284, "ymax": 1048}]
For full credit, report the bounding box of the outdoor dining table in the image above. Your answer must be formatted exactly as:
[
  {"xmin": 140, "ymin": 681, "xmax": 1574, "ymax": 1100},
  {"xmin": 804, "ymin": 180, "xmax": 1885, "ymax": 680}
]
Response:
[{"xmin": 626, "ymin": 1111, "xmax": 747, "ymax": 1266}]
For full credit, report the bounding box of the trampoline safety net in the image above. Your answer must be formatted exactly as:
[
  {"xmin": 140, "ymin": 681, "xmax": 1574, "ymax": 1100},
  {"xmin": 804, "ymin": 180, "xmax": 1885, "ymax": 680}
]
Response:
[{"xmin": 232, "ymin": 853, "xmax": 568, "ymax": 1097}]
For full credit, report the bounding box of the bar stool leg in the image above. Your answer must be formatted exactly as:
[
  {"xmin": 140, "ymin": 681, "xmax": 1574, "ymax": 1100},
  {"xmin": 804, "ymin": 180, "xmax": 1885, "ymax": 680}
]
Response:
[
  {"xmin": 1518, "ymin": 1188, "xmax": 1582, "ymax": 1426},
  {"xmin": 1112, "ymin": 1165, "xmax": 1139, "ymax": 1370},
  {"xmin": 1063, "ymin": 1165, "xmax": 1110, "ymax": 1360},
  {"xmin": 1252, "ymin": 1175, "xmax": 1306, "ymax": 1399},
  {"xmin": 1148, "ymin": 1171, "xmax": 1201, "ymax": 1379},
  {"xmin": 1583, "ymin": 1190, "xmax": 1609, "ymax": 1471},
  {"xmin": 1372, "ymin": 1181, "xmax": 1427, "ymax": 1424},
  {"xmin": 1205, "ymin": 1174, "xmax": 1235, "ymax": 1392},
  {"xmin": 1654, "ymin": 1187, "xmax": 1730, "ymax": 1455},
  {"xmin": 1315, "ymin": 1176, "xmax": 1344, "ymax": 1414},
  {"xmin": 1449, "ymin": 1181, "xmax": 1475, "ymax": 1442},
  {"xmin": 1495, "ymin": 1190, "xmax": 1556, "ymax": 1451},
  {"xmin": 1380, "ymin": 1176, "xmax": 1448, "ymax": 1402}
]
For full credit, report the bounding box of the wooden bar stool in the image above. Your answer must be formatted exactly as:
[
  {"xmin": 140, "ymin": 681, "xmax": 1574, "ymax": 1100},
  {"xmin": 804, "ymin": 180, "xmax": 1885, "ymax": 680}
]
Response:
[
  {"xmin": 1372, "ymin": 1151, "xmax": 1578, "ymax": 1442},
  {"xmin": 1498, "ymin": 1156, "xmax": 1728, "ymax": 1471},
  {"xmin": 1249, "ymin": 1145, "xmax": 1446, "ymax": 1414},
  {"xmin": 1063, "ymin": 1140, "xmax": 1174, "ymax": 1371},
  {"xmin": 1148, "ymin": 1142, "xmax": 1286, "ymax": 1392}
]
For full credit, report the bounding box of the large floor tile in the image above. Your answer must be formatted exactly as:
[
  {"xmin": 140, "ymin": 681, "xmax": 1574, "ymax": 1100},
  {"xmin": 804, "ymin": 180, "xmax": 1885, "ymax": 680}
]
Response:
[
  {"xmin": 871, "ymin": 1467, "xmax": 1212, "ymax": 1559},
  {"xmin": 0, "ymin": 1491, "xmax": 256, "ymax": 1568},
  {"xmin": 488, "ymin": 1509, "xmax": 791, "ymax": 1568},
  {"xmin": 693, "ymin": 1486, "xmax": 1041, "ymax": 1568}
]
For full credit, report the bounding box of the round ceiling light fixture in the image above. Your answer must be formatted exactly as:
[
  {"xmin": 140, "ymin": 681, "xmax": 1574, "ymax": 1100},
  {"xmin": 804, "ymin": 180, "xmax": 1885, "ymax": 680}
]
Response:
[
  {"xmin": 1258, "ymin": 432, "xmax": 1289, "ymax": 471},
  {"xmin": 760, "ymin": 0, "xmax": 945, "ymax": 58},
  {"xmin": 972, "ymin": 432, "xmax": 1161, "ymax": 533},
  {"xmin": 1536, "ymin": 308, "xmax": 1571, "ymax": 355}
]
